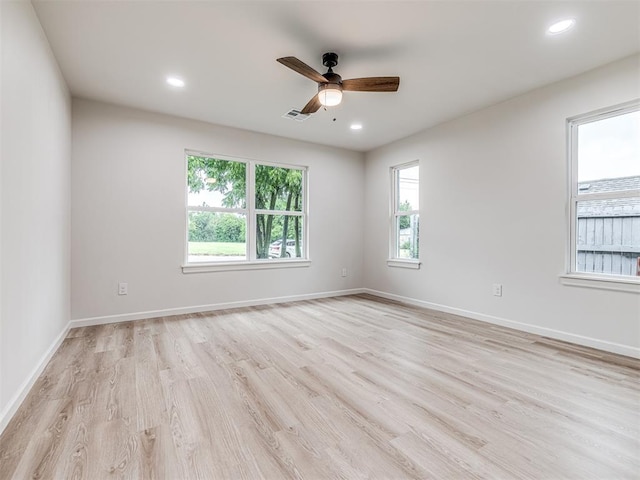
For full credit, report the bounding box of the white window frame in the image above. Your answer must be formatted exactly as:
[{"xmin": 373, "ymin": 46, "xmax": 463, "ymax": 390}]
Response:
[
  {"xmin": 183, "ymin": 150, "xmax": 310, "ymax": 273},
  {"xmin": 561, "ymin": 100, "xmax": 640, "ymax": 293},
  {"xmin": 388, "ymin": 160, "xmax": 421, "ymax": 269}
]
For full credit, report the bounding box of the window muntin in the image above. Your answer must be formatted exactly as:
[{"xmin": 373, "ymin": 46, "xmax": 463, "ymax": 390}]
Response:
[
  {"xmin": 186, "ymin": 153, "xmax": 307, "ymax": 264},
  {"xmin": 568, "ymin": 102, "xmax": 640, "ymax": 279},
  {"xmin": 391, "ymin": 162, "xmax": 420, "ymax": 260}
]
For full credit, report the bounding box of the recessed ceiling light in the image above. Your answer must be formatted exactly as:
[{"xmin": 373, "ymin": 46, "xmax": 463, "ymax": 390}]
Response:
[
  {"xmin": 166, "ymin": 76, "xmax": 185, "ymax": 88},
  {"xmin": 350, "ymin": 123, "xmax": 363, "ymax": 130},
  {"xmin": 547, "ymin": 19, "xmax": 575, "ymax": 35}
]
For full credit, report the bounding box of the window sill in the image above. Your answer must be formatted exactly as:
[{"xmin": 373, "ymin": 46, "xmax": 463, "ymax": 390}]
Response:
[
  {"xmin": 182, "ymin": 259, "xmax": 311, "ymax": 274},
  {"xmin": 387, "ymin": 259, "xmax": 421, "ymax": 270},
  {"xmin": 559, "ymin": 273, "xmax": 640, "ymax": 293}
]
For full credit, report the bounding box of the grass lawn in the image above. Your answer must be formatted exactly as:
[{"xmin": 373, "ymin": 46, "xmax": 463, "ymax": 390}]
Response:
[{"xmin": 189, "ymin": 241, "xmax": 246, "ymax": 256}]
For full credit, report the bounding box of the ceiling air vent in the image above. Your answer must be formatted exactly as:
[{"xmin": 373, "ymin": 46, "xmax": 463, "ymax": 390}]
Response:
[{"xmin": 282, "ymin": 109, "xmax": 310, "ymax": 122}]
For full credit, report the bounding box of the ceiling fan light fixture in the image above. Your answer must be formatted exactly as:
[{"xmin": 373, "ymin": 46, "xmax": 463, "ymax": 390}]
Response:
[{"xmin": 318, "ymin": 84, "xmax": 343, "ymax": 107}]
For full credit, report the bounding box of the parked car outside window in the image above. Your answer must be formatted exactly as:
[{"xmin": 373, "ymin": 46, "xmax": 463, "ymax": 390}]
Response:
[{"xmin": 269, "ymin": 239, "xmax": 298, "ymax": 258}]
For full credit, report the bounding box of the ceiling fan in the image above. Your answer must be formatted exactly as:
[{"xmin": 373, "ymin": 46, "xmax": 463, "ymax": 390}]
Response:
[{"xmin": 277, "ymin": 52, "xmax": 400, "ymax": 114}]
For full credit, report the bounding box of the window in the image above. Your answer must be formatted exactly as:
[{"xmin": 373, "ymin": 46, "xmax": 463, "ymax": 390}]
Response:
[
  {"xmin": 567, "ymin": 101, "xmax": 640, "ymax": 282},
  {"xmin": 389, "ymin": 161, "xmax": 419, "ymax": 267},
  {"xmin": 185, "ymin": 152, "xmax": 307, "ymax": 270}
]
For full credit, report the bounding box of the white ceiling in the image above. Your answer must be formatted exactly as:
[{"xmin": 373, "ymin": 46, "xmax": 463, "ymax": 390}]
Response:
[{"xmin": 33, "ymin": 1, "xmax": 640, "ymax": 152}]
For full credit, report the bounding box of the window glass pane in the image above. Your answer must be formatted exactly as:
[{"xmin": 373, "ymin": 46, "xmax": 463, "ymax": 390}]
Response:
[
  {"xmin": 187, "ymin": 211, "xmax": 246, "ymax": 262},
  {"xmin": 396, "ymin": 214, "xmax": 419, "ymax": 259},
  {"xmin": 256, "ymin": 214, "xmax": 304, "ymax": 259},
  {"xmin": 187, "ymin": 155, "xmax": 246, "ymax": 208},
  {"xmin": 255, "ymin": 165, "xmax": 303, "ymax": 211},
  {"xmin": 577, "ymin": 110, "xmax": 640, "ymax": 192},
  {"xmin": 576, "ymin": 198, "xmax": 640, "ymax": 276},
  {"xmin": 397, "ymin": 165, "xmax": 419, "ymax": 211}
]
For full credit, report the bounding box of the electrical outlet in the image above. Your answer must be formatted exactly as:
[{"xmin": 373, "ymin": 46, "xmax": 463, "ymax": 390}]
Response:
[
  {"xmin": 341, "ymin": 268, "xmax": 347, "ymax": 277},
  {"xmin": 118, "ymin": 282, "xmax": 128, "ymax": 295},
  {"xmin": 492, "ymin": 284, "xmax": 502, "ymax": 297}
]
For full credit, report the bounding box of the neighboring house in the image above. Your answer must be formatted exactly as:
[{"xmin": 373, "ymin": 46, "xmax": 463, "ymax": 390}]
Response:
[{"xmin": 577, "ymin": 176, "xmax": 640, "ymax": 276}]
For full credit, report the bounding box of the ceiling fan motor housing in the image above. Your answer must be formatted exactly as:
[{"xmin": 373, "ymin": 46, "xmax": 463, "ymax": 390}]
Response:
[{"xmin": 321, "ymin": 71, "xmax": 343, "ymax": 89}]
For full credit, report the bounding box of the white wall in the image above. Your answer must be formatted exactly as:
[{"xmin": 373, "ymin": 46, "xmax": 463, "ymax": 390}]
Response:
[
  {"xmin": 364, "ymin": 55, "xmax": 640, "ymax": 356},
  {"xmin": 0, "ymin": 1, "xmax": 71, "ymax": 418},
  {"xmin": 71, "ymin": 99, "xmax": 364, "ymax": 321}
]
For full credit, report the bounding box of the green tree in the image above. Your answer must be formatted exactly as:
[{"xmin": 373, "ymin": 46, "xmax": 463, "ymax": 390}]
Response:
[
  {"xmin": 188, "ymin": 156, "xmax": 246, "ymax": 208},
  {"xmin": 398, "ymin": 200, "xmax": 411, "ymax": 230},
  {"xmin": 188, "ymin": 212, "xmax": 245, "ymax": 243},
  {"xmin": 216, "ymin": 213, "xmax": 245, "ymax": 243}
]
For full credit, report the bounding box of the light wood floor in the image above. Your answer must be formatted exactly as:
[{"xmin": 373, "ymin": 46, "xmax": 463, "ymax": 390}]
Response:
[{"xmin": 1, "ymin": 294, "xmax": 638, "ymax": 479}]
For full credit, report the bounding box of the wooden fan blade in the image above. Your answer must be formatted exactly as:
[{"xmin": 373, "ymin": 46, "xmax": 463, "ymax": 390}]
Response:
[
  {"xmin": 300, "ymin": 94, "xmax": 322, "ymax": 114},
  {"xmin": 342, "ymin": 77, "xmax": 400, "ymax": 92},
  {"xmin": 277, "ymin": 57, "xmax": 327, "ymax": 83}
]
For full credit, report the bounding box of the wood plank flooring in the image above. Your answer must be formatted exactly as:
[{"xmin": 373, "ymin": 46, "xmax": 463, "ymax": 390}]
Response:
[{"xmin": 1, "ymin": 294, "xmax": 638, "ymax": 479}]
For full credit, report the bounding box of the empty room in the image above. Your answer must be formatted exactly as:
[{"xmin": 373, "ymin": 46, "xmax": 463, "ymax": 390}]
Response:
[{"xmin": 1, "ymin": 0, "xmax": 639, "ymax": 478}]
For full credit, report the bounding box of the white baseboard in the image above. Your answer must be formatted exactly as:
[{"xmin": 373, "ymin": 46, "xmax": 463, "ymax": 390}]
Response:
[
  {"xmin": 0, "ymin": 321, "xmax": 72, "ymax": 435},
  {"xmin": 363, "ymin": 288, "xmax": 640, "ymax": 359},
  {"xmin": 69, "ymin": 288, "xmax": 366, "ymax": 329}
]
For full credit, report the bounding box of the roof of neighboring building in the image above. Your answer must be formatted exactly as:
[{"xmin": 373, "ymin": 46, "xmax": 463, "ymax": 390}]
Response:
[{"xmin": 577, "ymin": 176, "xmax": 640, "ymax": 217}]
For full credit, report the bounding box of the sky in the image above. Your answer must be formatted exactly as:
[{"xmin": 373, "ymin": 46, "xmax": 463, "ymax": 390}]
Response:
[
  {"xmin": 398, "ymin": 165, "xmax": 419, "ymax": 210},
  {"xmin": 578, "ymin": 110, "xmax": 639, "ymax": 182},
  {"xmin": 188, "ymin": 186, "xmax": 227, "ymax": 209}
]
